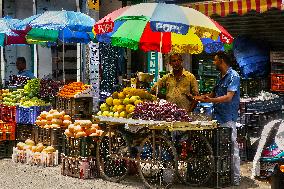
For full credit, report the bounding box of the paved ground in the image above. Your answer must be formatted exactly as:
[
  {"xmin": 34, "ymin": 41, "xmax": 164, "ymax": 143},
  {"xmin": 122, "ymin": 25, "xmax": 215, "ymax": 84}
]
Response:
[{"xmin": 0, "ymin": 159, "xmax": 271, "ymax": 189}]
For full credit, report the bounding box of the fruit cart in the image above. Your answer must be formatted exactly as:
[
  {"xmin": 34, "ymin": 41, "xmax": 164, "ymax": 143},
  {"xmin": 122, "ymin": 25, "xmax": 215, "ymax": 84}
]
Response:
[{"xmin": 95, "ymin": 116, "xmax": 218, "ymax": 188}]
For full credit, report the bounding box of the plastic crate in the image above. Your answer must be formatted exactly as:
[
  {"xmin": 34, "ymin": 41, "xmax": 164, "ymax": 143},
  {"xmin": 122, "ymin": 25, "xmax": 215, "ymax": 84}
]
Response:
[
  {"xmin": 62, "ymin": 135, "xmax": 97, "ymax": 157},
  {"xmin": 56, "ymin": 97, "xmax": 93, "ymax": 119},
  {"xmin": 32, "ymin": 125, "xmax": 65, "ymax": 153},
  {"xmin": 16, "ymin": 105, "xmax": 52, "ymax": 125},
  {"xmin": 16, "ymin": 124, "xmax": 33, "ymax": 142},
  {"xmin": 0, "ymin": 122, "xmax": 16, "ymax": 140},
  {"xmin": 271, "ymin": 74, "xmax": 284, "ymax": 92},
  {"xmin": 245, "ymin": 100, "xmax": 282, "ymax": 113},
  {"xmin": 0, "ymin": 105, "xmax": 16, "ymax": 123},
  {"xmin": 213, "ymin": 156, "xmax": 232, "ymax": 173},
  {"xmin": 205, "ymin": 171, "xmax": 232, "ymax": 188},
  {"xmin": 187, "ymin": 127, "xmax": 232, "ymax": 157},
  {"xmin": 61, "ymin": 154, "xmax": 99, "ymax": 179},
  {"xmin": 0, "ymin": 140, "xmax": 15, "ymax": 158},
  {"xmin": 271, "ymin": 62, "xmax": 284, "ymax": 74},
  {"xmin": 240, "ymin": 78, "xmax": 268, "ymax": 97}
]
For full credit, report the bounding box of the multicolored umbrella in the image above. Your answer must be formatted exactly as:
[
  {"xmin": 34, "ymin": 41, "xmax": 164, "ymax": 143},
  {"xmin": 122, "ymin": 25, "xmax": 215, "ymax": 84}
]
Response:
[
  {"xmin": 93, "ymin": 3, "xmax": 233, "ymax": 54},
  {"xmin": 14, "ymin": 11, "xmax": 96, "ymax": 82},
  {"xmin": 0, "ymin": 17, "xmax": 27, "ymax": 46},
  {"xmin": 14, "ymin": 10, "xmax": 95, "ymax": 44}
]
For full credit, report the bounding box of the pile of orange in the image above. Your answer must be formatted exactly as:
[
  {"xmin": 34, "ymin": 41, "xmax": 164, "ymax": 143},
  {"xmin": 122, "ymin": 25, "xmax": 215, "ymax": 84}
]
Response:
[{"xmin": 57, "ymin": 82, "xmax": 90, "ymax": 98}]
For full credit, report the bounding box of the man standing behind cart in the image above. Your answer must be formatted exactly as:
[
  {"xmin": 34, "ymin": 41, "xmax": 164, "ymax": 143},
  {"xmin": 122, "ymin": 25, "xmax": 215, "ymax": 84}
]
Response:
[
  {"xmin": 197, "ymin": 51, "xmax": 241, "ymax": 186},
  {"xmin": 16, "ymin": 57, "xmax": 35, "ymax": 79},
  {"xmin": 151, "ymin": 53, "xmax": 199, "ymax": 113}
]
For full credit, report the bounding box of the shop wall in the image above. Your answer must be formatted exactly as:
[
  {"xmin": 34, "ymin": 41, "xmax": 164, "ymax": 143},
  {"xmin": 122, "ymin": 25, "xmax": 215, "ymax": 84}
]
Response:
[
  {"xmin": 3, "ymin": 0, "xmax": 78, "ymax": 80},
  {"xmin": 35, "ymin": 0, "xmax": 77, "ymax": 79},
  {"xmin": 3, "ymin": 0, "xmax": 33, "ymax": 81},
  {"xmin": 100, "ymin": 0, "xmax": 122, "ymax": 18}
]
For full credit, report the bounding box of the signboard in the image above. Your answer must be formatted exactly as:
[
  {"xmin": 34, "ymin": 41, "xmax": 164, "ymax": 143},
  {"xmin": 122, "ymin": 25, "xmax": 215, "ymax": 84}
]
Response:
[
  {"xmin": 147, "ymin": 51, "xmax": 159, "ymax": 86},
  {"xmin": 88, "ymin": 0, "xmax": 100, "ymax": 11},
  {"xmin": 89, "ymin": 42, "xmax": 100, "ymax": 112}
]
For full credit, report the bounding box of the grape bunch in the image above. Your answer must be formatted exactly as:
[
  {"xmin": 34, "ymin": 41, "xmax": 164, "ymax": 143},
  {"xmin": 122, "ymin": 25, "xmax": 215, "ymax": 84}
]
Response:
[
  {"xmin": 132, "ymin": 100, "xmax": 192, "ymax": 122},
  {"xmin": 39, "ymin": 79, "xmax": 62, "ymax": 101},
  {"xmin": 24, "ymin": 78, "xmax": 40, "ymax": 98},
  {"xmin": 8, "ymin": 75, "xmax": 29, "ymax": 87}
]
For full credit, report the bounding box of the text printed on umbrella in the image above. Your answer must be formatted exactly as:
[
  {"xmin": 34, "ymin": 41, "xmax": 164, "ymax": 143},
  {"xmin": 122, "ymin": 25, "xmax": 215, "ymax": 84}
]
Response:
[
  {"xmin": 151, "ymin": 22, "xmax": 188, "ymax": 35},
  {"xmin": 94, "ymin": 21, "xmax": 114, "ymax": 34}
]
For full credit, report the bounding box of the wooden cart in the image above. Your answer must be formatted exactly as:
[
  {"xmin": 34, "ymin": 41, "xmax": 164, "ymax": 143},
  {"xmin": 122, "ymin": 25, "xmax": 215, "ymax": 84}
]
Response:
[{"xmin": 95, "ymin": 116, "xmax": 218, "ymax": 189}]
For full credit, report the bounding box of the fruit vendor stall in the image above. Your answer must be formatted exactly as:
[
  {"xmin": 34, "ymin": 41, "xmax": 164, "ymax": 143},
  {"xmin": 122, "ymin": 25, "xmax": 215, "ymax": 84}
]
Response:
[
  {"xmin": 93, "ymin": 87, "xmax": 233, "ymax": 188},
  {"xmin": 0, "ymin": 2, "xmax": 242, "ymax": 188}
]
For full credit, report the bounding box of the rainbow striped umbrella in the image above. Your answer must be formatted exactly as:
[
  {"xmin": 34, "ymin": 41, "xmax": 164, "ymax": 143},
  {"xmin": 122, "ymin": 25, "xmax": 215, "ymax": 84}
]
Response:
[{"xmin": 93, "ymin": 3, "xmax": 233, "ymax": 54}]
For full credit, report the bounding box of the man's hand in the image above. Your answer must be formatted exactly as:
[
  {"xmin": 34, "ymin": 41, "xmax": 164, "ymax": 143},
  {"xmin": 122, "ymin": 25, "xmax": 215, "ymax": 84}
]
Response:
[{"xmin": 202, "ymin": 95, "xmax": 212, "ymax": 103}]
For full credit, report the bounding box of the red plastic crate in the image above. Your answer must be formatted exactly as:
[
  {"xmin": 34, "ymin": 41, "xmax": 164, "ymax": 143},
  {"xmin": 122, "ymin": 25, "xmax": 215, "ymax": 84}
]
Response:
[
  {"xmin": 0, "ymin": 122, "xmax": 16, "ymax": 140},
  {"xmin": 0, "ymin": 105, "xmax": 16, "ymax": 123},
  {"xmin": 271, "ymin": 74, "xmax": 284, "ymax": 92}
]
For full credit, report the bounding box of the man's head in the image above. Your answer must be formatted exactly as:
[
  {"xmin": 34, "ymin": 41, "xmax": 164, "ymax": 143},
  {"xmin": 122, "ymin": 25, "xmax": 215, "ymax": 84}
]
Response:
[
  {"xmin": 213, "ymin": 51, "xmax": 231, "ymax": 71},
  {"xmin": 16, "ymin": 57, "xmax": 26, "ymax": 72},
  {"xmin": 169, "ymin": 54, "xmax": 183, "ymax": 71}
]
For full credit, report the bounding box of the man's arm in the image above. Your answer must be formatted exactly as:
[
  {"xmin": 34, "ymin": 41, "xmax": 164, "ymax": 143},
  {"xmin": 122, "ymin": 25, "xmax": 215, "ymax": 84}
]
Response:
[
  {"xmin": 203, "ymin": 91, "xmax": 235, "ymax": 103},
  {"xmin": 150, "ymin": 75, "xmax": 167, "ymax": 94},
  {"xmin": 203, "ymin": 75, "xmax": 240, "ymax": 103},
  {"xmin": 193, "ymin": 92, "xmax": 215, "ymax": 102}
]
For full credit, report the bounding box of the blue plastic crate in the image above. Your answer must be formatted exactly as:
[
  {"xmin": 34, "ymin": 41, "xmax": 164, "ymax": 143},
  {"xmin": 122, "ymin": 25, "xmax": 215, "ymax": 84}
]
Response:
[
  {"xmin": 193, "ymin": 102, "xmax": 213, "ymax": 116},
  {"xmin": 16, "ymin": 105, "xmax": 52, "ymax": 124}
]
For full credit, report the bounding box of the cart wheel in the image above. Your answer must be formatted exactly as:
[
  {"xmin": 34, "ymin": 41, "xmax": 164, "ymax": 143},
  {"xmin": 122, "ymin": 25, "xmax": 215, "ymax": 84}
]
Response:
[
  {"xmin": 176, "ymin": 133, "xmax": 214, "ymax": 187},
  {"xmin": 96, "ymin": 130, "xmax": 130, "ymax": 183},
  {"xmin": 137, "ymin": 134, "xmax": 178, "ymax": 189}
]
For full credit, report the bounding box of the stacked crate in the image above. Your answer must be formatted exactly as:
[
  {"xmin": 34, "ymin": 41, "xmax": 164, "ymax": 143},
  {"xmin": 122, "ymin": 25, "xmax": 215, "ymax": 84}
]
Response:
[
  {"xmin": 270, "ymin": 51, "xmax": 284, "ymax": 92},
  {"xmin": 61, "ymin": 135, "xmax": 99, "ymax": 179},
  {"xmin": 197, "ymin": 60, "xmax": 219, "ymax": 94},
  {"xmin": 56, "ymin": 97, "xmax": 93, "ymax": 120},
  {"xmin": 0, "ymin": 105, "xmax": 16, "ymax": 158},
  {"xmin": 184, "ymin": 127, "xmax": 232, "ymax": 188},
  {"xmin": 240, "ymin": 78, "xmax": 269, "ymax": 97},
  {"xmin": 32, "ymin": 125, "xmax": 65, "ymax": 154},
  {"xmin": 205, "ymin": 127, "xmax": 232, "ymax": 188},
  {"xmin": 16, "ymin": 105, "xmax": 52, "ymax": 145},
  {"xmin": 16, "ymin": 105, "xmax": 52, "ymax": 125},
  {"xmin": 240, "ymin": 96, "xmax": 283, "ymax": 160}
]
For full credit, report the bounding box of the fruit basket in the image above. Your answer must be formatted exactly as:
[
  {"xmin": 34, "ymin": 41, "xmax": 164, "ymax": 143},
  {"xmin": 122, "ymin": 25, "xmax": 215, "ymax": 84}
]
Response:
[{"xmin": 61, "ymin": 154, "xmax": 99, "ymax": 179}]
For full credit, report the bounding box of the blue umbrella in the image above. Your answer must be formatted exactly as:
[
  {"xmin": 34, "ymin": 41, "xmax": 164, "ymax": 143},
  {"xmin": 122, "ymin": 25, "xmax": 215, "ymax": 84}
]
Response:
[
  {"xmin": 14, "ymin": 10, "xmax": 95, "ymax": 44},
  {"xmin": 14, "ymin": 11, "xmax": 96, "ymax": 82}
]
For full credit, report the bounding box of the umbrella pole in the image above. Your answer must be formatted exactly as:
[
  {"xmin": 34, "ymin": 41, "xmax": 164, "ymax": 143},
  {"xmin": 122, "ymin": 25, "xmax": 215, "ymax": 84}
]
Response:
[
  {"xmin": 155, "ymin": 32, "xmax": 164, "ymax": 97},
  {"xmin": 0, "ymin": 46, "xmax": 3, "ymax": 85},
  {"xmin": 63, "ymin": 34, "xmax": 65, "ymax": 83}
]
